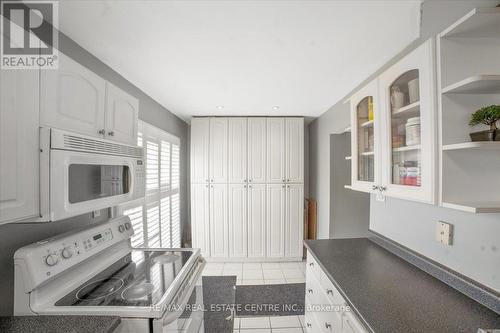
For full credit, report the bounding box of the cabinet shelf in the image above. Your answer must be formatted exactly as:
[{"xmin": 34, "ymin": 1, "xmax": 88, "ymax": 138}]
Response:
[
  {"xmin": 440, "ymin": 7, "xmax": 500, "ymax": 38},
  {"xmin": 360, "ymin": 120, "xmax": 374, "ymax": 128},
  {"xmin": 442, "ymin": 142, "xmax": 500, "ymax": 151},
  {"xmin": 442, "ymin": 75, "xmax": 500, "ymax": 94},
  {"xmin": 392, "ymin": 101, "xmax": 420, "ymax": 118},
  {"xmin": 345, "ymin": 156, "xmax": 352, "ymax": 160},
  {"xmin": 441, "ymin": 201, "xmax": 500, "ymax": 214},
  {"xmin": 393, "ymin": 145, "xmax": 421, "ymax": 152},
  {"xmin": 361, "ymin": 151, "xmax": 374, "ymax": 156}
]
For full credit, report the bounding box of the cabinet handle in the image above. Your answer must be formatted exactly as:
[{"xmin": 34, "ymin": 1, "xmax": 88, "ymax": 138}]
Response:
[
  {"xmin": 206, "ymin": 179, "xmax": 209, "ymax": 182},
  {"xmin": 107, "ymin": 131, "xmax": 114, "ymax": 136},
  {"xmin": 326, "ymin": 289, "xmax": 333, "ymax": 295},
  {"xmin": 309, "ymin": 262, "xmax": 314, "ymax": 267},
  {"xmin": 287, "ymin": 179, "xmax": 290, "ymax": 182},
  {"xmin": 325, "ymin": 323, "xmax": 332, "ymax": 330},
  {"xmin": 380, "ymin": 186, "xmax": 387, "ymax": 192},
  {"xmin": 372, "ymin": 185, "xmax": 379, "ymax": 191},
  {"xmin": 249, "ymin": 185, "xmax": 252, "ymax": 188},
  {"xmin": 282, "ymin": 179, "xmax": 285, "ymax": 182},
  {"xmin": 282, "ymin": 185, "xmax": 285, "ymax": 188},
  {"xmin": 98, "ymin": 129, "xmax": 105, "ymax": 135},
  {"xmin": 249, "ymin": 179, "xmax": 252, "ymax": 182},
  {"xmin": 306, "ymin": 323, "xmax": 312, "ymax": 328},
  {"xmin": 307, "ymin": 289, "xmax": 313, "ymax": 294},
  {"xmin": 244, "ymin": 185, "xmax": 247, "ymax": 188},
  {"xmin": 211, "ymin": 179, "xmax": 214, "ymax": 182}
]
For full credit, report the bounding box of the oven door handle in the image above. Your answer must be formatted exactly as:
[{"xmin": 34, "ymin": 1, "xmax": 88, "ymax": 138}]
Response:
[{"xmin": 153, "ymin": 258, "xmax": 205, "ymax": 332}]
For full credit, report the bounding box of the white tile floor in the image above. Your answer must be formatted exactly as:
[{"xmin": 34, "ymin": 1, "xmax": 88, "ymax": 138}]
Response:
[
  {"xmin": 234, "ymin": 315, "xmax": 306, "ymax": 332},
  {"xmin": 202, "ymin": 261, "xmax": 306, "ymax": 285}
]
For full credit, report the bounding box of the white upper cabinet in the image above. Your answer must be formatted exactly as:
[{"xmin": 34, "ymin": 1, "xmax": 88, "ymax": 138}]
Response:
[
  {"xmin": 209, "ymin": 118, "xmax": 228, "ymax": 183},
  {"xmin": 248, "ymin": 118, "xmax": 267, "ymax": 184},
  {"xmin": 350, "ymin": 79, "xmax": 381, "ymax": 193},
  {"xmin": 190, "ymin": 183, "xmax": 210, "ymax": 257},
  {"xmin": 190, "ymin": 118, "xmax": 210, "ymax": 184},
  {"xmin": 379, "ymin": 38, "xmax": 436, "ymax": 204},
  {"xmin": 285, "ymin": 118, "xmax": 304, "ymax": 183},
  {"xmin": 247, "ymin": 184, "xmax": 266, "ymax": 258},
  {"xmin": 0, "ymin": 69, "xmax": 40, "ymax": 224},
  {"xmin": 40, "ymin": 53, "xmax": 106, "ymax": 138},
  {"xmin": 228, "ymin": 118, "xmax": 247, "ymax": 183},
  {"xmin": 285, "ymin": 184, "xmax": 304, "ymax": 258},
  {"xmin": 228, "ymin": 184, "xmax": 248, "ymax": 258},
  {"xmin": 209, "ymin": 183, "xmax": 228, "ymax": 258},
  {"xmin": 266, "ymin": 184, "xmax": 285, "ymax": 258},
  {"xmin": 105, "ymin": 82, "xmax": 139, "ymax": 145},
  {"xmin": 266, "ymin": 118, "xmax": 286, "ymax": 183}
]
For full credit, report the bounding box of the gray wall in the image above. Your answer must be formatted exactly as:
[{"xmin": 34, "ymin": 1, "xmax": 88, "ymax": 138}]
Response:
[
  {"xmin": 308, "ymin": 0, "xmax": 500, "ymax": 292},
  {"xmin": 0, "ymin": 30, "xmax": 189, "ymax": 314}
]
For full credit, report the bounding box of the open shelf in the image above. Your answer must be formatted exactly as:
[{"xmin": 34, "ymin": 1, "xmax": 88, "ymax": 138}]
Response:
[
  {"xmin": 442, "ymin": 142, "xmax": 500, "ymax": 151},
  {"xmin": 360, "ymin": 120, "xmax": 374, "ymax": 128},
  {"xmin": 442, "ymin": 75, "xmax": 500, "ymax": 94},
  {"xmin": 440, "ymin": 7, "xmax": 500, "ymax": 38},
  {"xmin": 441, "ymin": 201, "xmax": 500, "ymax": 214},
  {"xmin": 393, "ymin": 145, "xmax": 421, "ymax": 152},
  {"xmin": 392, "ymin": 101, "xmax": 420, "ymax": 118},
  {"xmin": 361, "ymin": 151, "xmax": 374, "ymax": 156},
  {"xmin": 345, "ymin": 156, "xmax": 352, "ymax": 160}
]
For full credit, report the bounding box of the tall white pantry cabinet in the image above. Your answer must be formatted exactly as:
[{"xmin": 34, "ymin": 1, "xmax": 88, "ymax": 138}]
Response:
[{"xmin": 190, "ymin": 117, "xmax": 304, "ymax": 261}]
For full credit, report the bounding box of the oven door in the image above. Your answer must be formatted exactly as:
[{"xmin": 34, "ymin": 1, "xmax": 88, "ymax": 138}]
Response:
[
  {"xmin": 49, "ymin": 149, "xmax": 141, "ymax": 221},
  {"xmin": 153, "ymin": 258, "xmax": 205, "ymax": 333}
]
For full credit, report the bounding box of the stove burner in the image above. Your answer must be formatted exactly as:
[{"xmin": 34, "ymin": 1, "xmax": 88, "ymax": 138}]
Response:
[
  {"xmin": 76, "ymin": 278, "xmax": 124, "ymax": 300},
  {"xmin": 153, "ymin": 253, "xmax": 180, "ymax": 264},
  {"xmin": 121, "ymin": 282, "xmax": 155, "ymax": 301}
]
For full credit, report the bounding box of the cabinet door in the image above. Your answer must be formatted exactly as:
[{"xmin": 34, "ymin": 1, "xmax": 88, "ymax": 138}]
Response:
[
  {"xmin": 285, "ymin": 118, "xmax": 304, "ymax": 183},
  {"xmin": 248, "ymin": 118, "xmax": 266, "ymax": 183},
  {"xmin": 248, "ymin": 184, "xmax": 266, "ymax": 258},
  {"xmin": 266, "ymin": 184, "xmax": 285, "ymax": 258},
  {"xmin": 209, "ymin": 184, "xmax": 228, "ymax": 258},
  {"xmin": 350, "ymin": 79, "xmax": 381, "ymax": 193},
  {"xmin": 285, "ymin": 184, "xmax": 304, "ymax": 258},
  {"xmin": 191, "ymin": 183, "xmax": 210, "ymax": 257},
  {"xmin": 379, "ymin": 38, "xmax": 436, "ymax": 204},
  {"xmin": 228, "ymin": 118, "xmax": 247, "ymax": 183},
  {"xmin": 40, "ymin": 53, "xmax": 106, "ymax": 138},
  {"xmin": 105, "ymin": 82, "xmax": 139, "ymax": 145},
  {"xmin": 209, "ymin": 118, "xmax": 228, "ymax": 183},
  {"xmin": 266, "ymin": 118, "xmax": 285, "ymax": 183},
  {"xmin": 228, "ymin": 184, "xmax": 247, "ymax": 258},
  {"xmin": 190, "ymin": 118, "xmax": 210, "ymax": 184},
  {"xmin": 0, "ymin": 70, "xmax": 40, "ymax": 224}
]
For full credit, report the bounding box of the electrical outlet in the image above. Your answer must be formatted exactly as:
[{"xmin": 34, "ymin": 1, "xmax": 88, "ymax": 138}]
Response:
[
  {"xmin": 436, "ymin": 221, "xmax": 453, "ymax": 246},
  {"xmin": 92, "ymin": 210, "xmax": 101, "ymax": 219}
]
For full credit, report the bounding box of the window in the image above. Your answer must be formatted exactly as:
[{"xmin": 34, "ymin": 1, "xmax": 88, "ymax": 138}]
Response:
[{"xmin": 121, "ymin": 121, "xmax": 181, "ymax": 248}]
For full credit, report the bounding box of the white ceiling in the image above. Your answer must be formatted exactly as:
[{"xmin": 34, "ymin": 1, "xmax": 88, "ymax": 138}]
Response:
[{"xmin": 58, "ymin": 0, "xmax": 421, "ymax": 121}]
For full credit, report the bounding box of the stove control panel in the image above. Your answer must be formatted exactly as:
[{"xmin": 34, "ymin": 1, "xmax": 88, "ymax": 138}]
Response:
[{"xmin": 14, "ymin": 216, "xmax": 134, "ymax": 292}]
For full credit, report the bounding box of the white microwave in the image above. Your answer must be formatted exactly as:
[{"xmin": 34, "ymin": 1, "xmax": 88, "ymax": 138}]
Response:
[{"xmin": 38, "ymin": 128, "xmax": 145, "ymax": 221}]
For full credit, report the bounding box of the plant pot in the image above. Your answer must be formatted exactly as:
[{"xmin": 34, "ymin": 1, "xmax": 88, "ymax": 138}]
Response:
[{"xmin": 469, "ymin": 129, "xmax": 500, "ymax": 142}]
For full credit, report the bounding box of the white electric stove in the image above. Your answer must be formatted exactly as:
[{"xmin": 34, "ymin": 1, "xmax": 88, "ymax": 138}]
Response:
[{"xmin": 13, "ymin": 216, "xmax": 206, "ymax": 333}]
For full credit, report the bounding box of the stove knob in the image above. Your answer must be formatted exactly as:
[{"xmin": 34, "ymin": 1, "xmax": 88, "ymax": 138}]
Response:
[
  {"xmin": 45, "ymin": 254, "xmax": 59, "ymax": 266},
  {"xmin": 125, "ymin": 222, "xmax": 131, "ymax": 230},
  {"xmin": 118, "ymin": 225, "xmax": 125, "ymax": 233},
  {"xmin": 61, "ymin": 247, "xmax": 74, "ymax": 259}
]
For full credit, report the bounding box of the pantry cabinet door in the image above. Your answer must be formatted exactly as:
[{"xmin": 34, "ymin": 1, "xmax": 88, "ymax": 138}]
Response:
[
  {"xmin": 190, "ymin": 118, "xmax": 210, "ymax": 184},
  {"xmin": 209, "ymin": 118, "xmax": 228, "ymax": 183},
  {"xmin": 248, "ymin": 118, "xmax": 267, "ymax": 184},
  {"xmin": 266, "ymin": 184, "xmax": 285, "ymax": 258},
  {"xmin": 379, "ymin": 38, "xmax": 436, "ymax": 204},
  {"xmin": 285, "ymin": 118, "xmax": 304, "ymax": 183},
  {"xmin": 228, "ymin": 118, "xmax": 247, "ymax": 183},
  {"xmin": 0, "ymin": 69, "xmax": 40, "ymax": 224},
  {"xmin": 209, "ymin": 184, "xmax": 228, "ymax": 258},
  {"xmin": 228, "ymin": 184, "xmax": 248, "ymax": 258},
  {"xmin": 350, "ymin": 79, "xmax": 381, "ymax": 193},
  {"xmin": 248, "ymin": 184, "xmax": 266, "ymax": 258},
  {"xmin": 40, "ymin": 52, "xmax": 106, "ymax": 138},
  {"xmin": 266, "ymin": 118, "xmax": 285, "ymax": 183},
  {"xmin": 105, "ymin": 82, "xmax": 139, "ymax": 145},
  {"xmin": 191, "ymin": 183, "xmax": 210, "ymax": 257},
  {"xmin": 285, "ymin": 184, "xmax": 304, "ymax": 258}
]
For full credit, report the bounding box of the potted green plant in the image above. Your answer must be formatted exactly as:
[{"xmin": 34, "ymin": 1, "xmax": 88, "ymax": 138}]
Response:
[{"xmin": 469, "ymin": 105, "xmax": 500, "ymax": 141}]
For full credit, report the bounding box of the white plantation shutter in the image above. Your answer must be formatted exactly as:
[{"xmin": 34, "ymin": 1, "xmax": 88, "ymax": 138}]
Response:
[{"xmin": 119, "ymin": 121, "xmax": 181, "ymax": 248}]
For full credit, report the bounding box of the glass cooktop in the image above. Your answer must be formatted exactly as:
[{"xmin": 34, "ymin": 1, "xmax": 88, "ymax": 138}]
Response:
[{"xmin": 55, "ymin": 250, "xmax": 193, "ymax": 307}]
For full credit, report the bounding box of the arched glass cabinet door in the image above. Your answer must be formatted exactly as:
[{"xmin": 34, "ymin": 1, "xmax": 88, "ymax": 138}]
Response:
[
  {"xmin": 350, "ymin": 79, "xmax": 379, "ymax": 193},
  {"xmin": 388, "ymin": 69, "xmax": 422, "ymax": 188}
]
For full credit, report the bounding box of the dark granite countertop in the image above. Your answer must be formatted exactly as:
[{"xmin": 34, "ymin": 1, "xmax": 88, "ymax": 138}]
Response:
[
  {"xmin": 304, "ymin": 238, "xmax": 500, "ymax": 333},
  {"xmin": 0, "ymin": 315, "xmax": 121, "ymax": 333}
]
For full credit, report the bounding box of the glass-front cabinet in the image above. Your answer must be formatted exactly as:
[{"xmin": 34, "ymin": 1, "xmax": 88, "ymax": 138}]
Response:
[
  {"xmin": 350, "ymin": 79, "xmax": 380, "ymax": 193},
  {"xmin": 348, "ymin": 38, "xmax": 436, "ymax": 204}
]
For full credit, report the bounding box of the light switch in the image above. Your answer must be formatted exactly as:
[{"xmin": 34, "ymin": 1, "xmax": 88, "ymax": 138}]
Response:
[
  {"xmin": 92, "ymin": 210, "xmax": 101, "ymax": 219},
  {"xmin": 436, "ymin": 221, "xmax": 453, "ymax": 246}
]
